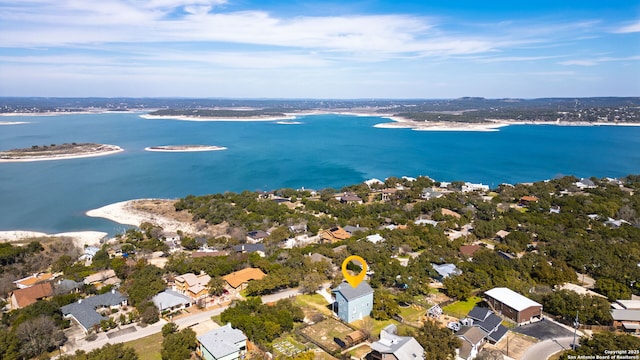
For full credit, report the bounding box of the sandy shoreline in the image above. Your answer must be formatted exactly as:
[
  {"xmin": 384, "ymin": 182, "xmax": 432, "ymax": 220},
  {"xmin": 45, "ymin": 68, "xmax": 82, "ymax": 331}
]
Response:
[
  {"xmin": 144, "ymin": 145, "xmax": 227, "ymax": 152},
  {"xmin": 86, "ymin": 199, "xmax": 207, "ymax": 235},
  {"xmin": 0, "ymin": 145, "xmax": 124, "ymax": 163},
  {"xmin": 0, "ymin": 230, "xmax": 108, "ymax": 248},
  {"xmin": 0, "ymin": 121, "xmax": 29, "ymax": 125}
]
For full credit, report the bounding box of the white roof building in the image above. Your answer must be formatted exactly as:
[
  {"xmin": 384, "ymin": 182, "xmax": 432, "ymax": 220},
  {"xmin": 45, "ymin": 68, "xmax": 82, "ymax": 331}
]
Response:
[{"xmin": 484, "ymin": 288, "xmax": 541, "ymax": 312}]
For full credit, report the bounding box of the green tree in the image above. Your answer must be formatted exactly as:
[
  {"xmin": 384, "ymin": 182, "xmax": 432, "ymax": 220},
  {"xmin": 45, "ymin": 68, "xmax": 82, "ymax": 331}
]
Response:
[
  {"xmin": 208, "ymin": 276, "xmax": 227, "ymax": 296},
  {"xmin": 406, "ymin": 319, "xmax": 460, "ymax": 360},
  {"xmin": 162, "ymin": 322, "xmax": 178, "ymax": 337},
  {"xmin": 561, "ymin": 332, "xmax": 640, "ymax": 359},
  {"xmin": 161, "ymin": 328, "xmax": 196, "ymax": 360},
  {"xmin": 594, "ymin": 278, "xmax": 632, "ymax": 301},
  {"xmin": 372, "ymin": 289, "xmax": 400, "ymax": 321},
  {"xmin": 0, "ymin": 328, "xmax": 22, "ymax": 360}
]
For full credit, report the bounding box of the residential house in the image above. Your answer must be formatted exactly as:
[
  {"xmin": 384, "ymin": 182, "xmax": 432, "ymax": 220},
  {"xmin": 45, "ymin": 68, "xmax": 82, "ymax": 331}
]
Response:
[
  {"xmin": 575, "ymin": 178, "xmax": 597, "ymax": 189},
  {"xmin": 456, "ymin": 326, "xmax": 486, "ymax": 360},
  {"xmin": 320, "ymin": 226, "xmax": 351, "ymax": 244},
  {"xmin": 461, "ymin": 182, "xmax": 489, "ymax": 193},
  {"xmin": 288, "ymin": 223, "xmax": 307, "ymax": 233},
  {"xmin": 495, "ymin": 230, "xmax": 510, "ymax": 241},
  {"xmin": 381, "ymin": 188, "xmax": 398, "ymax": 202},
  {"xmin": 339, "ymin": 192, "xmax": 363, "ymax": 204},
  {"xmin": 197, "ymin": 323, "xmax": 247, "ymax": 360},
  {"xmin": 343, "ymin": 225, "xmax": 368, "ymax": 235},
  {"xmin": 53, "ymin": 279, "xmax": 82, "ymax": 295},
  {"xmin": 498, "ymin": 250, "xmax": 517, "ymax": 260},
  {"xmin": 174, "ymin": 272, "xmax": 211, "ymax": 301},
  {"xmin": 233, "ymin": 243, "xmax": 265, "ymax": 257},
  {"xmin": 365, "ymin": 234, "xmax": 385, "ymax": 244},
  {"xmin": 518, "ymin": 196, "xmax": 539, "ymax": 207},
  {"xmin": 611, "ymin": 300, "xmax": 640, "ymax": 332},
  {"xmin": 466, "ymin": 307, "xmax": 509, "ymax": 343},
  {"xmin": 332, "ymin": 281, "xmax": 374, "ymax": 323},
  {"xmin": 61, "ymin": 290, "xmax": 128, "ymax": 333},
  {"xmin": 431, "ymin": 263, "xmax": 462, "ymax": 281},
  {"xmin": 604, "ymin": 217, "xmax": 631, "ymax": 228},
  {"xmin": 84, "ymin": 269, "xmax": 121, "ymax": 290},
  {"xmin": 152, "ymin": 289, "xmax": 193, "ymax": 312},
  {"xmin": 222, "ymin": 268, "xmax": 266, "ymax": 291},
  {"xmin": 9, "ymin": 282, "xmax": 54, "ymax": 310},
  {"xmin": 421, "ymin": 187, "xmax": 443, "ymax": 200},
  {"xmin": 13, "ymin": 272, "xmax": 55, "ymax": 289},
  {"xmin": 459, "ymin": 244, "xmax": 482, "ymax": 258},
  {"xmin": 369, "ymin": 324, "xmax": 424, "ymax": 360},
  {"xmin": 246, "ymin": 230, "xmax": 269, "ymax": 244},
  {"xmin": 414, "ymin": 217, "xmax": 438, "ymax": 226},
  {"xmin": 484, "ymin": 287, "xmax": 543, "ymax": 325}
]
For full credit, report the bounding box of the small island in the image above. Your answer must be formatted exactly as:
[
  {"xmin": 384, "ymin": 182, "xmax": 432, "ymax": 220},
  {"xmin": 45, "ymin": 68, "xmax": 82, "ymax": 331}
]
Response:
[
  {"xmin": 0, "ymin": 143, "xmax": 123, "ymax": 162},
  {"xmin": 144, "ymin": 145, "xmax": 227, "ymax": 152}
]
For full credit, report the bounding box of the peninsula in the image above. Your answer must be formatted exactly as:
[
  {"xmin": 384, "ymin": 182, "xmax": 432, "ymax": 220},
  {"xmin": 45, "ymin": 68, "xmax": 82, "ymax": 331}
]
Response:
[
  {"xmin": 0, "ymin": 143, "xmax": 123, "ymax": 162},
  {"xmin": 144, "ymin": 145, "xmax": 227, "ymax": 152}
]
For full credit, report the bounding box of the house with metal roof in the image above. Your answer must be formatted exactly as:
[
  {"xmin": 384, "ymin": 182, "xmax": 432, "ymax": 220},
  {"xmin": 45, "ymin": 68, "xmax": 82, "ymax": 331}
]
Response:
[
  {"xmin": 332, "ymin": 281, "xmax": 374, "ymax": 323},
  {"xmin": 466, "ymin": 307, "xmax": 509, "ymax": 343},
  {"xmin": 484, "ymin": 287, "xmax": 542, "ymax": 325},
  {"xmin": 152, "ymin": 289, "xmax": 193, "ymax": 312},
  {"xmin": 369, "ymin": 324, "xmax": 424, "ymax": 360},
  {"xmin": 431, "ymin": 263, "xmax": 462, "ymax": 281},
  {"xmin": 196, "ymin": 323, "xmax": 247, "ymax": 360},
  {"xmin": 61, "ymin": 290, "xmax": 127, "ymax": 333}
]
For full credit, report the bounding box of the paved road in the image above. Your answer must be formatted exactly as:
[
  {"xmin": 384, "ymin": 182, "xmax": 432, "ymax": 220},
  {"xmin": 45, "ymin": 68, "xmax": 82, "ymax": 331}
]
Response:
[
  {"xmin": 58, "ymin": 286, "xmax": 308, "ymax": 357},
  {"xmin": 521, "ymin": 336, "xmax": 575, "ymax": 360}
]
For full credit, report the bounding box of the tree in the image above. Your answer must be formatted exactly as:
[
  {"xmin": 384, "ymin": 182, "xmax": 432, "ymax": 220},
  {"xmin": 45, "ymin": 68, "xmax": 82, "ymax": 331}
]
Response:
[
  {"xmin": 15, "ymin": 316, "xmax": 66, "ymax": 359},
  {"xmin": 162, "ymin": 322, "xmax": 178, "ymax": 337},
  {"xmin": 0, "ymin": 328, "xmax": 21, "ymax": 360},
  {"xmin": 161, "ymin": 328, "xmax": 196, "ymax": 360},
  {"xmin": 442, "ymin": 275, "xmax": 473, "ymax": 301},
  {"xmin": 594, "ymin": 278, "xmax": 632, "ymax": 301},
  {"xmin": 299, "ymin": 272, "xmax": 325, "ymax": 294},
  {"xmin": 59, "ymin": 343, "xmax": 139, "ymax": 360},
  {"xmin": 208, "ymin": 276, "xmax": 227, "ymax": 296},
  {"xmin": 372, "ymin": 289, "xmax": 400, "ymax": 321},
  {"xmin": 408, "ymin": 319, "xmax": 460, "ymax": 360},
  {"xmin": 561, "ymin": 332, "xmax": 640, "ymax": 359}
]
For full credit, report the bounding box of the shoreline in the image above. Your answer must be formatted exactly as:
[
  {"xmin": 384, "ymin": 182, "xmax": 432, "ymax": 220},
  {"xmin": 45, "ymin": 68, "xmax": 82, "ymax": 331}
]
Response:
[
  {"xmin": 144, "ymin": 145, "xmax": 227, "ymax": 152},
  {"xmin": 0, "ymin": 145, "xmax": 124, "ymax": 163},
  {"xmin": 140, "ymin": 114, "xmax": 297, "ymax": 122},
  {"xmin": 373, "ymin": 116, "xmax": 640, "ymax": 132},
  {"xmin": 86, "ymin": 199, "xmax": 208, "ymax": 235},
  {"xmin": 0, "ymin": 230, "xmax": 108, "ymax": 248}
]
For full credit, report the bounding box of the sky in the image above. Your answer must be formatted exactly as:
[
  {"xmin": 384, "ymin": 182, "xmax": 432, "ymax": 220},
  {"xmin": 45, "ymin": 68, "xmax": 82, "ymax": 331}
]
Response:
[{"xmin": 0, "ymin": 0, "xmax": 638, "ymax": 99}]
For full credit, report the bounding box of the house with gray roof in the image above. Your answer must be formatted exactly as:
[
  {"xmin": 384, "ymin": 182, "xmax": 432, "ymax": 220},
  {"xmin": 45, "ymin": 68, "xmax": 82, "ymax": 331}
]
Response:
[
  {"xmin": 466, "ymin": 306, "xmax": 509, "ymax": 343},
  {"xmin": 369, "ymin": 324, "xmax": 424, "ymax": 360},
  {"xmin": 431, "ymin": 263, "xmax": 462, "ymax": 281},
  {"xmin": 196, "ymin": 323, "xmax": 247, "ymax": 360},
  {"xmin": 332, "ymin": 281, "xmax": 374, "ymax": 323},
  {"xmin": 456, "ymin": 326, "xmax": 486, "ymax": 360},
  {"xmin": 61, "ymin": 290, "xmax": 127, "ymax": 333},
  {"xmin": 152, "ymin": 289, "xmax": 193, "ymax": 312}
]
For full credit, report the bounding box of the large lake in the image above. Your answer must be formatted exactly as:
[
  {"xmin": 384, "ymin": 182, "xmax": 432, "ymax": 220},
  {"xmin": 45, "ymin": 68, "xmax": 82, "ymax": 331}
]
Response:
[{"xmin": 1, "ymin": 112, "xmax": 639, "ymax": 234}]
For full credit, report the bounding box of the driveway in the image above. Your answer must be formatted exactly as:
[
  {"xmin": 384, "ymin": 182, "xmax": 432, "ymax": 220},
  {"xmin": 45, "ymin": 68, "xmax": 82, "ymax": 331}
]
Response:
[
  {"xmin": 521, "ymin": 336, "xmax": 575, "ymax": 360},
  {"xmin": 514, "ymin": 319, "xmax": 575, "ymax": 340}
]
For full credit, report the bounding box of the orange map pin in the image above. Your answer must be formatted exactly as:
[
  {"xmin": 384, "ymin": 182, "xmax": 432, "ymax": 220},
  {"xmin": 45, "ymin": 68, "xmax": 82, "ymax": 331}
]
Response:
[{"xmin": 341, "ymin": 255, "xmax": 368, "ymax": 288}]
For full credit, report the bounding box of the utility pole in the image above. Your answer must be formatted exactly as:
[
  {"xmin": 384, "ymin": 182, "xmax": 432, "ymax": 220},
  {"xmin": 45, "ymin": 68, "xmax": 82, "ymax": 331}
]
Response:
[{"xmin": 572, "ymin": 311, "xmax": 580, "ymax": 350}]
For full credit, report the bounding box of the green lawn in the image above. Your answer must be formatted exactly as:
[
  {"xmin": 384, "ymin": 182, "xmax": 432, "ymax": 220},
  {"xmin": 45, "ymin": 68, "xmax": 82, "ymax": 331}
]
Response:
[
  {"xmin": 123, "ymin": 332, "xmax": 163, "ymax": 360},
  {"xmin": 294, "ymin": 293, "xmax": 332, "ymax": 315},
  {"xmin": 442, "ymin": 296, "xmax": 482, "ymax": 318},
  {"xmin": 399, "ymin": 305, "xmax": 425, "ymax": 323}
]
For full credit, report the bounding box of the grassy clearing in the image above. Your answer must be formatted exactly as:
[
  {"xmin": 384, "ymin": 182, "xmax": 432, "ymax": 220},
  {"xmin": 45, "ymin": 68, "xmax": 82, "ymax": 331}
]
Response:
[
  {"xmin": 442, "ymin": 296, "xmax": 482, "ymax": 318},
  {"xmin": 294, "ymin": 293, "xmax": 332, "ymax": 316},
  {"xmin": 399, "ymin": 305, "xmax": 425, "ymax": 323},
  {"xmin": 123, "ymin": 332, "xmax": 163, "ymax": 360}
]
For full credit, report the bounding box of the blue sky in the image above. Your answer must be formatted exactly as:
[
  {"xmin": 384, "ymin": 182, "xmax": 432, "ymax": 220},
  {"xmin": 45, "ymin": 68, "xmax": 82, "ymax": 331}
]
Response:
[{"xmin": 0, "ymin": 0, "xmax": 638, "ymax": 98}]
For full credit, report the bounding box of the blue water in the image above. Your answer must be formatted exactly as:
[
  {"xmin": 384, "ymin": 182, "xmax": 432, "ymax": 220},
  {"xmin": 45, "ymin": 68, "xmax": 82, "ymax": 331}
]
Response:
[{"xmin": 1, "ymin": 113, "xmax": 639, "ymax": 234}]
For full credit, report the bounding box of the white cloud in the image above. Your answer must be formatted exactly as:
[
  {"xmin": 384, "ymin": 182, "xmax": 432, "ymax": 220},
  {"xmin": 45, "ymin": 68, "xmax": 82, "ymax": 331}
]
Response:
[
  {"xmin": 559, "ymin": 56, "xmax": 640, "ymax": 66},
  {"xmin": 613, "ymin": 20, "xmax": 640, "ymax": 33}
]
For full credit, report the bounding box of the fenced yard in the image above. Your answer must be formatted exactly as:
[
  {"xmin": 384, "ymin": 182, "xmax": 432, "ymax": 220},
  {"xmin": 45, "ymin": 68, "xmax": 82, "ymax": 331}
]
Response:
[{"xmin": 299, "ymin": 318, "xmax": 356, "ymax": 354}]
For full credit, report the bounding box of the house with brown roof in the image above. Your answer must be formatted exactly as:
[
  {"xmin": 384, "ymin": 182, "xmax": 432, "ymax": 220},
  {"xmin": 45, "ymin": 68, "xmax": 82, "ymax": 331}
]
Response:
[
  {"xmin": 84, "ymin": 269, "xmax": 121, "ymax": 290},
  {"xmin": 9, "ymin": 282, "xmax": 54, "ymax": 310},
  {"xmin": 519, "ymin": 196, "xmax": 539, "ymax": 207},
  {"xmin": 13, "ymin": 272, "xmax": 55, "ymax": 289},
  {"xmin": 459, "ymin": 244, "xmax": 482, "ymax": 258},
  {"xmin": 339, "ymin": 192, "xmax": 363, "ymax": 204},
  {"xmin": 222, "ymin": 268, "xmax": 266, "ymax": 291},
  {"xmin": 174, "ymin": 272, "xmax": 211, "ymax": 300},
  {"xmin": 320, "ymin": 226, "xmax": 351, "ymax": 244}
]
